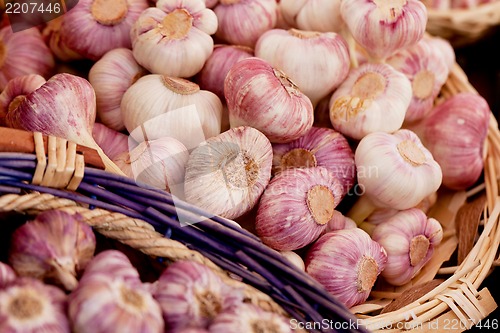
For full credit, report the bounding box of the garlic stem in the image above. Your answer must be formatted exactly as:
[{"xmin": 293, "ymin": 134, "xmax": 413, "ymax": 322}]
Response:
[
  {"xmin": 52, "ymin": 262, "xmax": 79, "ymax": 291},
  {"xmin": 346, "ymin": 195, "xmax": 377, "ymax": 225}
]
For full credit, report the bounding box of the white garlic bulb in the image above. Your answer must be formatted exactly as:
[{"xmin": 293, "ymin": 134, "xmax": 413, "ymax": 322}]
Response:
[
  {"xmin": 184, "ymin": 126, "xmax": 273, "ymax": 220},
  {"xmin": 121, "ymin": 75, "xmax": 223, "ymax": 151},
  {"xmin": 329, "ymin": 62, "xmax": 412, "ymax": 140},
  {"xmin": 279, "ymin": 0, "xmax": 344, "ymax": 33}
]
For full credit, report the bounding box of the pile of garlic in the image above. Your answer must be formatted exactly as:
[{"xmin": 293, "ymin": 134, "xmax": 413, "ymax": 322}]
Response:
[
  {"xmin": 0, "ymin": 0, "xmax": 492, "ymax": 310},
  {"xmin": 0, "ymin": 210, "xmax": 293, "ymax": 333}
]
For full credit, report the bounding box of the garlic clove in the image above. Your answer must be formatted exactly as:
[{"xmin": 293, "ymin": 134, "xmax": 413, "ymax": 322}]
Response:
[
  {"xmin": 353, "ymin": 129, "xmax": 442, "ymax": 217},
  {"xmin": 279, "ymin": 251, "xmax": 306, "ymax": 271},
  {"xmin": 372, "ymin": 208, "xmax": 443, "ymax": 286},
  {"xmin": 9, "ymin": 210, "xmax": 96, "ymax": 291},
  {"xmin": 421, "ymin": 34, "xmax": 456, "ymax": 72},
  {"xmin": 386, "ymin": 40, "xmax": 450, "ymax": 124},
  {"xmin": 0, "ymin": 262, "xmax": 16, "ymax": 288},
  {"xmin": 255, "ymin": 28, "xmax": 350, "ymax": 106},
  {"xmin": 329, "ymin": 62, "xmax": 412, "ymax": 140},
  {"xmin": 89, "ymin": 48, "xmax": 148, "ymax": 131},
  {"xmin": 0, "ymin": 26, "xmax": 55, "ymax": 90},
  {"xmin": 280, "ymin": 0, "xmax": 344, "ymax": 33},
  {"xmin": 154, "ymin": 260, "xmax": 244, "ymax": 331},
  {"xmin": 340, "ymin": 0, "xmax": 427, "ymax": 61},
  {"xmin": 131, "ymin": 0, "xmax": 217, "ymax": 78},
  {"xmin": 92, "ymin": 123, "xmax": 130, "ymax": 160},
  {"xmin": 197, "ymin": 44, "xmax": 254, "ymax": 101},
  {"xmin": 305, "ymin": 228, "xmax": 387, "ymax": 308},
  {"xmin": 213, "ymin": 0, "xmax": 278, "ymax": 47},
  {"xmin": 208, "ymin": 302, "xmax": 292, "ymax": 333},
  {"xmin": 69, "ymin": 274, "xmax": 164, "ymax": 333},
  {"xmin": 271, "ymin": 126, "xmax": 356, "ymax": 197},
  {"xmin": 417, "ymin": 92, "xmax": 490, "ymax": 190},
  {"xmin": 60, "ymin": 0, "xmax": 149, "ymax": 60},
  {"xmin": 184, "ymin": 126, "xmax": 273, "ymax": 220},
  {"xmin": 225, "ymin": 57, "xmax": 314, "ymax": 143},
  {"xmin": 255, "ymin": 167, "xmax": 344, "ymax": 251},
  {"xmin": 113, "ymin": 136, "xmax": 189, "ymax": 196},
  {"xmin": 0, "ymin": 74, "xmax": 46, "ymax": 126},
  {"xmin": 81, "ymin": 250, "xmax": 144, "ymax": 287},
  {"xmin": 121, "ymin": 75, "xmax": 223, "ymax": 151},
  {"xmin": 0, "ymin": 277, "xmax": 70, "ymax": 332}
]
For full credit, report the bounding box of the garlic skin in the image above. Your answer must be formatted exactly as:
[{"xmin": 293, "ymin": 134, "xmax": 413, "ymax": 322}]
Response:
[
  {"xmin": 184, "ymin": 126, "xmax": 272, "ymax": 220},
  {"xmin": 340, "ymin": 0, "xmax": 427, "ymax": 61},
  {"xmin": 417, "ymin": 93, "xmax": 490, "ymax": 190},
  {"xmin": 372, "ymin": 208, "xmax": 443, "ymax": 286},
  {"xmin": 131, "ymin": 0, "xmax": 217, "ymax": 78},
  {"xmin": 9, "ymin": 210, "xmax": 96, "ymax": 291},
  {"xmin": 272, "ymin": 127, "xmax": 356, "ymax": 196},
  {"xmin": 255, "ymin": 28, "xmax": 350, "ymax": 106},
  {"xmin": 0, "ymin": 278, "xmax": 70, "ymax": 333},
  {"xmin": 0, "ymin": 262, "xmax": 16, "ymax": 288},
  {"xmin": 42, "ymin": 16, "xmax": 83, "ymax": 62},
  {"xmin": 422, "ymin": 35, "xmax": 456, "ymax": 71},
  {"xmin": 305, "ymin": 228, "xmax": 387, "ymax": 308},
  {"xmin": 154, "ymin": 260, "xmax": 243, "ymax": 331},
  {"xmin": 197, "ymin": 44, "xmax": 254, "ymax": 101},
  {"xmin": 89, "ymin": 48, "xmax": 147, "ymax": 131},
  {"xmin": 280, "ymin": 251, "xmax": 305, "ymax": 271},
  {"xmin": 121, "ymin": 75, "xmax": 223, "ymax": 150},
  {"xmin": 0, "ymin": 27, "xmax": 54, "ymax": 90},
  {"xmin": 279, "ymin": 0, "xmax": 344, "ymax": 33},
  {"xmin": 69, "ymin": 274, "xmax": 164, "ymax": 333},
  {"xmin": 387, "ymin": 40, "xmax": 449, "ymax": 124},
  {"xmin": 329, "ymin": 63, "xmax": 412, "ymax": 140},
  {"xmin": 92, "ymin": 123, "xmax": 130, "ymax": 160},
  {"xmin": 0, "ymin": 74, "xmax": 46, "ymax": 126},
  {"xmin": 208, "ymin": 303, "xmax": 292, "ymax": 333},
  {"xmin": 355, "ymin": 129, "xmax": 442, "ymax": 211},
  {"xmin": 213, "ymin": 0, "xmax": 277, "ymax": 47},
  {"xmin": 255, "ymin": 167, "xmax": 344, "ymax": 251},
  {"xmin": 225, "ymin": 57, "xmax": 314, "ymax": 143},
  {"xmin": 81, "ymin": 250, "xmax": 142, "ymax": 284},
  {"xmin": 113, "ymin": 137, "xmax": 189, "ymax": 195},
  {"xmin": 60, "ymin": 0, "xmax": 149, "ymax": 60}
]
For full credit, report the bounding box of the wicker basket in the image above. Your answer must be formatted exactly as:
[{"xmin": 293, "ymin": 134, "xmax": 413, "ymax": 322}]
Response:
[
  {"xmin": 425, "ymin": 1, "xmax": 500, "ymax": 47},
  {"xmin": 0, "ymin": 63, "xmax": 498, "ymax": 333}
]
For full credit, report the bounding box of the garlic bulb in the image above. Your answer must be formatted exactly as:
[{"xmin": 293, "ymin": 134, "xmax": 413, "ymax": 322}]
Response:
[
  {"xmin": 280, "ymin": 251, "xmax": 306, "ymax": 271},
  {"xmin": 340, "ymin": 0, "xmax": 427, "ymax": 61},
  {"xmin": 387, "ymin": 40, "xmax": 449, "ymax": 124},
  {"xmin": 197, "ymin": 44, "xmax": 254, "ymax": 101},
  {"xmin": 255, "ymin": 28, "xmax": 350, "ymax": 106},
  {"xmin": 0, "ymin": 74, "xmax": 46, "ymax": 126},
  {"xmin": 41, "ymin": 16, "xmax": 83, "ymax": 62},
  {"xmin": 122, "ymin": 75, "xmax": 223, "ymax": 150},
  {"xmin": 131, "ymin": 0, "xmax": 217, "ymax": 78},
  {"xmin": 81, "ymin": 250, "xmax": 142, "ymax": 284},
  {"xmin": 255, "ymin": 167, "xmax": 344, "ymax": 251},
  {"xmin": 213, "ymin": 0, "xmax": 277, "ymax": 47},
  {"xmin": 9, "ymin": 210, "xmax": 96, "ymax": 291},
  {"xmin": 279, "ymin": 0, "xmax": 344, "ymax": 33},
  {"xmin": 0, "ymin": 26, "xmax": 54, "ymax": 90},
  {"xmin": 208, "ymin": 303, "xmax": 292, "ymax": 333},
  {"xmin": 60, "ymin": 0, "xmax": 149, "ymax": 60},
  {"xmin": 323, "ymin": 210, "xmax": 357, "ymax": 234},
  {"xmin": 225, "ymin": 57, "xmax": 314, "ymax": 143},
  {"xmin": 92, "ymin": 123, "xmax": 130, "ymax": 160},
  {"xmin": 422, "ymin": 35, "xmax": 456, "ymax": 71},
  {"xmin": 372, "ymin": 208, "xmax": 443, "ymax": 286},
  {"xmin": 349, "ymin": 129, "xmax": 442, "ymax": 223},
  {"xmin": 154, "ymin": 260, "xmax": 243, "ymax": 331},
  {"xmin": 0, "ymin": 262, "xmax": 16, "ymax": 288},
  {"xmin": 329, "ymin": 62, "xmax": 412, "ymax": 140},
  {"xmin": 89, "ymin": 48, "xmax": 147, "ymax": 131},
  {"xmin": 69, "ymin": 274, "xmax": 164, "ymax": 333},
  {"xmin": 113, "ymin": 137, "xmax": 189, "ymax": 195},
  {"xmin": 416, "ymin": 93, "xmax": 490, "ymax": 190},
  {"xmin": 272, "ymin": 127, "xmax": 356, "ymax": 196},
  {"xmin": 305, "ymin": 228, "xmax": 387, "ymax": 308},
  {"xmin": 0, "ymin": 277, "xmax": 70, "ymax": 332},
  {"xmin": 184, "ymin": 126, "xmax": 272, "ymax": 220}
]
